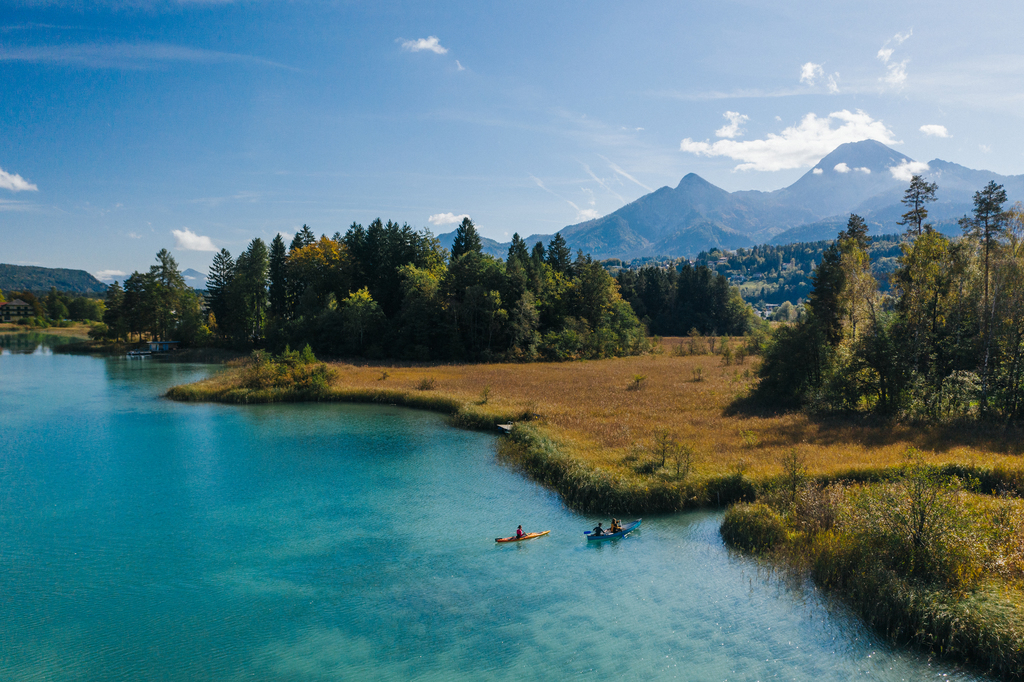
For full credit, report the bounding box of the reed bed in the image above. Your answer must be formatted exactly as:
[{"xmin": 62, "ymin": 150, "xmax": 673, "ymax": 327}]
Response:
[
  {"xmin": 721, "ymin": 461, "xmax": 1024, "ymax": 680},
  {"xmin": 168, "ymin": 337, "xmax": 1024, "ymax": 510}
]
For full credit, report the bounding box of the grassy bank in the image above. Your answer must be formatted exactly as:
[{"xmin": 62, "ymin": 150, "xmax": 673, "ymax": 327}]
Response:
[{"xmin": 721, "ymin": 457, "xmax": 1024, "ymax": 680}]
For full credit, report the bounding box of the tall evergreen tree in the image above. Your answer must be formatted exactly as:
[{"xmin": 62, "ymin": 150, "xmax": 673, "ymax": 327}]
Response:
[
  {"xmin": 450, "ymin": 217, "xmax": 482, "ymax": 259},
  {"xmin": 149, "ymin": 249, "xmax": 186, "ymax": 340},
  {"xmin": 506, "ymin": 233, "xmax": 530, "ymax": 265},
  {"xmin": 897, "ymin": 174, "xmax": 938, "ymax": 237},
  {"xmin": 840, "ymin": 214, "xmax": 870, "ymax": 250},
  {"xmin": 268, "ymin": 234, "xmax": 288, "ymax": 319},
  {"xmin": 546, "ymin": 233, "xmax": 572, "ymax": 274},
  {"xmin": 207, "ymin": 249, "xmax": 235, "ymax": 335},
  {"xmin": 102, "ymin": 281, "xmax": 126, "ymax": 340},
  {"xmin": 234, "ymin": 238, "xmax": 269, "ymax": 344}
]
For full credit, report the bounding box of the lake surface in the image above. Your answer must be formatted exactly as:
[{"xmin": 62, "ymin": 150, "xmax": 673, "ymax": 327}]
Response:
[{"xmin": 0, "ymin": 338, "xmax": 990, "ymax": 681}]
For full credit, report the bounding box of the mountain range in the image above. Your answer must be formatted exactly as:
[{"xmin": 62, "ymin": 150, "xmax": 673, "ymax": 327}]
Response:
[
  {"xmin": 438, "ymin": 140, "xmax": 1024, "ymax": 260},
  {"xmin": 0, "ymin": 264, "xmax": 107, "ymax": 294}
]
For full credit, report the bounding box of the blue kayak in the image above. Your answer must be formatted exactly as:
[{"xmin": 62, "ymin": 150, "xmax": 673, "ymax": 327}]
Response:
[{"xmin": 584, "ymin": 519, "xmax": 641, "ymax": 540}]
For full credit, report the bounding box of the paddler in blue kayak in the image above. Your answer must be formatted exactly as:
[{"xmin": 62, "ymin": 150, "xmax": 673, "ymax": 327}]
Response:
[
  {"xmin": 609, "ymin": 518, "xmax": 622, "ymax": 533},
  {"xmin": 592, "ymin": 522, "xmax": 604, "ymax": 536}
]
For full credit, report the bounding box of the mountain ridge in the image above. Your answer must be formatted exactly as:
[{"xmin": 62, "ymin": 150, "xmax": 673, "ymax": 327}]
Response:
[{"xmin": 439, "ymin": 141, "xmax": 1024, "ymax": 260}]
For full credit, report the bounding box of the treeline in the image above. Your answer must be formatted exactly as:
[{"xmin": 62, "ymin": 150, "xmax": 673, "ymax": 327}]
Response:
[
  {"xmin": 1, "ymin": 288, "xmax": 105, "ymax": 327},
  {"xmin": 100, "ymin": 218, "xmax": 650, "ymax": 361},
  {"xmin": 756, "ymin": 175, "xmax": 1024, "ymax": 421},
  {"xmin": 615, "ymin": 264, "xmax": 755, "ymax": 336}
]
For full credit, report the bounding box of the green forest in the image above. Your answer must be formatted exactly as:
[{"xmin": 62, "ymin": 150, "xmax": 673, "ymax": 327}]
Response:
[{"xmin": 756, "ymin": 176, "xmax": 1024, "ymax": 421}]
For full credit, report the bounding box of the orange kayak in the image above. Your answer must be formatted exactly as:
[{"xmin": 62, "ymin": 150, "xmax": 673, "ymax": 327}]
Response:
[{"xmin": 495, "ymin": 530, "xmax": 550, "ymax": 543}]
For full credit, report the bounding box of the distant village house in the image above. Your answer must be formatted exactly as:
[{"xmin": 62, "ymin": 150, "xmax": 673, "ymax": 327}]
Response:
[{"xmin": 0, "ymin": 299, "xmax": 33, "ymax": 321}]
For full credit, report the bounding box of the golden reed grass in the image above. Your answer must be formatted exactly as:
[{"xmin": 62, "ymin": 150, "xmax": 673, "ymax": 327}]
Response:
[{"xmin": 171, "ymin": 336, "xmax": 1024, "ymax": 483}]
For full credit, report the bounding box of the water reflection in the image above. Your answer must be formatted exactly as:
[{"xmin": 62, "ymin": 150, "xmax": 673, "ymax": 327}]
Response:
[{"xmin": 0, "ymin": 332, "xmax": 80, "ymax": 354}]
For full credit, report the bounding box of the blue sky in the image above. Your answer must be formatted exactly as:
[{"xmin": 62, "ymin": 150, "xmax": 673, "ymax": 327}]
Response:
[{"xmin": 2, "ymin": 0, "xmax": 1023, "ymax": 280}]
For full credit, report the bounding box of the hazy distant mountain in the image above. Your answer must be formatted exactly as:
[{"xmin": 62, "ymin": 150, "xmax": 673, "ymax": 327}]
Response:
[
  {"xmin": 0, "ymin": 264, "xmax": 107, "ymax": 294},
  {"xmin": 480, "ymin": 140, "xmax": 1024, "ymax": 259},
  {"xmin": 182, "ymin": 268, "xmax": 208, "ymax": 289},
  {"xmin": 434, "ymin": 230, "xmax": 508, "ymax": 259}
]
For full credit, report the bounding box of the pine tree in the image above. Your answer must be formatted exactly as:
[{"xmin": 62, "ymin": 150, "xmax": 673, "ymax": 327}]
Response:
[
  {"xmin": 289, "ymin": 224, "xmax": 316, "ymax": 253},
  {"xmin": 207, "ymin": 249, "xmax": 235, "ymax": 336},
  {"xmin": 897, "ymin": 175, "xmax": 938, "ymax": 237},
  {"xmin": 268, "ymin": 234, "xmax": 288, "ymax": 319},
  {"xmin": 506, "ymin": 233, "xmax": 530, "ymax": 264},
  {"xmin": 839, "ymin": 213, "xmax": 870, "ymax": 250},
  {"xmin": 450, "ymin": 217, "xmax": 482, "ymax": 259},
  {"xmin": 546, "ymin": 233, "xmax": 572, "ymax": 274}
]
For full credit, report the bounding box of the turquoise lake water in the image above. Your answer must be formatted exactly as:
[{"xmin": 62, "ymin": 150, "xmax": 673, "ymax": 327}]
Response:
[{"xmin": 0, "ymin": 338, "xmax": 991, "ymax": 680}]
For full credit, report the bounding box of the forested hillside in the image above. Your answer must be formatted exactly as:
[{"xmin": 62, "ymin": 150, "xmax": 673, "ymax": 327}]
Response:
[{"xmin": 0, "ymin": 264, "xmax": 106, "ymax": 294}]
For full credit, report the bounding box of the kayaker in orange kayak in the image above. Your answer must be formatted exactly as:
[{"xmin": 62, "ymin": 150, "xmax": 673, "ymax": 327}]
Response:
[{"xmin": 516, "ymin": 525, "xmax": 525, "ymax": 538}]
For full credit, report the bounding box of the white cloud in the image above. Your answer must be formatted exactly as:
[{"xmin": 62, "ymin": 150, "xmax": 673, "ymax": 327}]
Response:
[
  {"xmin": 920, "ymin": 124, "xmax": 951, "ymax": 138},
  {"xmin": 572, "ymin": 206, "xmax": 600, "ymax": 221},
  {"xmin": 826, "ymin": 74, "xmax": 839, "ymax": 94},
  {"xmin": 980, "ymin": 144, "xmax": 992, "ymax": 153},
  {"xmin": 813, "ymin": 168, "xmax": 823, "ymax": 175},
  {"xmin": 0, "ymin": 166, "xmax": 38, "ymax": 192},
  {"xmin": 400, "ymin": 36, "xmax": 447, "ymax": 54},
  {"xmin": 428, "ymin": 212, "xmax": 469, "ymax": 226},
  {"xmin": 882, "ymin": 60, "xmax": 909, "ymax": 88},
  {"xmin": 455, "ymin": 59, "xmax": 465, "ymax": 71},
  {"xmin": 680, "ymin": 109, "xmax": 898, "ymax": 172},
  {"xmin": 800, "ymin": 62, "xmax": 824, "ymax": 85},
  {"xmin": 834, "ymin": 162, "xmax": 851, "ymax": 173},
  {"xmin": 893, "ymin": 30, "xmax": 912, "ymax": 45},
  {"xmin": 95, "ymin": 270, "xmax": 126, "ymax": 281},
  {"xmin": 877, "ymin": 47, "xmax": 894, "ymax": 64},
  {"xmin": 172, "ymin": 227, "xmax": 217, "ymax": 251},
  {"xmin": 715, "ymin": 111, "xmax": 748, "ymax": 139},
  {"xmin": 889, "ymin": 159, "xmax": 930, "ymax": 182}
]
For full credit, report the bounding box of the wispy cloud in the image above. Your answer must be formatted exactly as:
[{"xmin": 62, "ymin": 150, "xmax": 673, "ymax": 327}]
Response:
[
  {"xmin": 399, "ymin": 36, "xmax": 448, "ymax": 54},
  {"xmin": 0, "ymin": 43, "xmax": 292, "ymax": 70},
  {"xmin": 581, "ymin": 163, "xmax": 624, "ymax": 203},
  {"xmin": 600, "ymin": 156, "xmax": 653, "ymax": 192},
  {"xmin": 889, "ymin": 159, "xmax": 930, "ymax": 182},
  {"xmin": 428, "ymin": 212, "xmax": 469, "ymax": 226},
  {"xmin": 94, "ymin": 269, "xmax": 126, "ymax": 281},
  {"xmin": 531, "ymin": 174, "xmax": 602, "ymax": 223},
  {"xmin": 715, "ymin": 111, "xmax": 748, "ymax": 139},
  {"xmin": 0, "ymin": 166, "xmax": 38, "ymax": 192},
  {"xmin": 455, "ymin": 60, "xmax": 465, "ymax": 71},
  {"xmin": 172, "ymin": 227, "xmax": 217, "ymax": 251},
  {"xmin": 920, "ymin": 124, "xmax": 951, "ymax": 138},
  {"xmin": 877, "ymin": 30, "xmax": 912, "ymax": 89},
  {"xmin": 680, "ymin": 109, "xmax": 898, "ymax": 172}
]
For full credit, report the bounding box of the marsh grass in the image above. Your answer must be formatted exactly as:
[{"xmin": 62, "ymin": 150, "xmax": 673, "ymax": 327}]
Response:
[
  {"xmin": 169, "ymin": 335, "xmax": 1024, "ymax": 510},
  {"xmin": 722, "ymin": 456, "xmax": 1024, "ymax": 680}
]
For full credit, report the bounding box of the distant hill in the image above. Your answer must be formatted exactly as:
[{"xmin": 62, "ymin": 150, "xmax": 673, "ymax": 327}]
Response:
[
  {"xmin": 0, "ymin": 264, "xmax": 107, "ymax": 294},
  {"xmin": 182, "ymin": 268, "xmax": 207, "ymax": 289},
  {"xmin": 476, "ymin": 140, "xmax": 1024, "ymax": 259}
]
